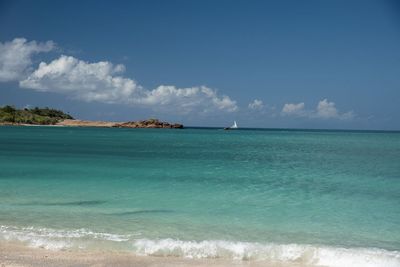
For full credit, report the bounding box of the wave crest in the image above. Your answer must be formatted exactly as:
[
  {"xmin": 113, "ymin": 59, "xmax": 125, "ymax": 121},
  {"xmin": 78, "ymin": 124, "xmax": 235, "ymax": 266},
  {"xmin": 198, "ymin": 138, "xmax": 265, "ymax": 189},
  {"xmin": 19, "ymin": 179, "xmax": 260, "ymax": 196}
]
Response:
[
  {"xmin": 1, "ymin": 225, "xmax": 400, "ymax": 267},
  {"xmin": 133, "ymin": 239, "xmax": 400, "ymax": 267},
  {"xmin": 0, "ymin": 225, "xmax": 132, "ymax": 250}
]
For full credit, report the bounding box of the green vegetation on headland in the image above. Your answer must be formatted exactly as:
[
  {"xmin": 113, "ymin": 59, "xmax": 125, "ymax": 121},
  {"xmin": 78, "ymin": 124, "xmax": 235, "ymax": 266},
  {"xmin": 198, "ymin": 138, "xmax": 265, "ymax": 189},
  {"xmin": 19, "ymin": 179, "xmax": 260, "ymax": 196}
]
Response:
[{"xmin": 0, "ymin": 105, "xmax": 74, "ymax": 125}]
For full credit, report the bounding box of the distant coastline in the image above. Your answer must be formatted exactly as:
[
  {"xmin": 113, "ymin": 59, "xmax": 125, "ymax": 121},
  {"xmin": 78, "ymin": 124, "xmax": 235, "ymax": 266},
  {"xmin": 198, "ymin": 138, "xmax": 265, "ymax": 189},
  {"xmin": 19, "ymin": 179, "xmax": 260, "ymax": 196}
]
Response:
[
  {"xmin": 57, "ymin": 119, "xmax": 183, "ymax": 129},
  {"xmin": 0, "ymin": 105, "xmax": 183, "ymax": 129}
]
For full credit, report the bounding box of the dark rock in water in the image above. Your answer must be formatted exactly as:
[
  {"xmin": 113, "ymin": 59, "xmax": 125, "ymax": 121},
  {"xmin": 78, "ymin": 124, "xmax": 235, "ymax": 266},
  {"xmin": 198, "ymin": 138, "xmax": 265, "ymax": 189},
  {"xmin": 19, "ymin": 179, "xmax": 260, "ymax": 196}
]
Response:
[{"xmin": 173, "ymin": 123, "xmax": 184, "ymax": 129}]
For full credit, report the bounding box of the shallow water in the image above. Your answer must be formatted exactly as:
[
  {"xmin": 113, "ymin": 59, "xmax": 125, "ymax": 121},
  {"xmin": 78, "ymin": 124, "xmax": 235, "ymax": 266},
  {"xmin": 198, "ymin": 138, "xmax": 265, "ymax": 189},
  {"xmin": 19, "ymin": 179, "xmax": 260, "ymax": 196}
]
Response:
[{"xmin": 1, "ymin": 126, "xmax": 399, "ymax": 266}]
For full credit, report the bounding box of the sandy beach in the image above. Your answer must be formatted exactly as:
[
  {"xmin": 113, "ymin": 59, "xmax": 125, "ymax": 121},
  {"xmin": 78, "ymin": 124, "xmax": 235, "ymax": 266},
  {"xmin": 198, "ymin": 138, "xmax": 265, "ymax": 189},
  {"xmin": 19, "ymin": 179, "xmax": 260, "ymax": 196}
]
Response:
[{"xmin": 0, "ymin": 242, "xmax": 306, "ymax": 267}]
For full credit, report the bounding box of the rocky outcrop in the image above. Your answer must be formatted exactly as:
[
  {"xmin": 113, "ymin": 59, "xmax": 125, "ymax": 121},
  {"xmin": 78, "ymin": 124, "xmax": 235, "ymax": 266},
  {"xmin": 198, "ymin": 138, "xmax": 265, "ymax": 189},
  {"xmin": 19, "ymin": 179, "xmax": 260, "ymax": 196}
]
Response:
[
  {"xmin": 56, "ymin": 119, "xmax": 183, "ymax": 129},
  {"xmin": 113, "ymin": 119, "xmax": 183, "ymax": 129}
]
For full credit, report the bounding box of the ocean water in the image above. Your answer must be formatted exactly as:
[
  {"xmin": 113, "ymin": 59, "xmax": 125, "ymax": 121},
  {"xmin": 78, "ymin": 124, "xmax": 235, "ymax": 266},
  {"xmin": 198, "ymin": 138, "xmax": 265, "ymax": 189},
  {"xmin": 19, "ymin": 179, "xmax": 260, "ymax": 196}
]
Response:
[{"xmin": 0, "ymin": 126, "xmax": 399, "ymax": 266}]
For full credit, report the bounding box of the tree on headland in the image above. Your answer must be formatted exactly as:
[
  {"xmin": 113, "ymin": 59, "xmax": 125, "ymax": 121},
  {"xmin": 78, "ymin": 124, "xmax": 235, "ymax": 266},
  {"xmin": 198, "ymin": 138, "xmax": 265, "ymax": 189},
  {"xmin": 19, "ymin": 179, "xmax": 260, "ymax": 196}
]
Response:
[
  {"xmin": 1, "ymin": 105, "xmax": 16, "ymax": 122},
  {"xmin": 0, "ymin": 105, "xmax": 74, "ymax": 125}
]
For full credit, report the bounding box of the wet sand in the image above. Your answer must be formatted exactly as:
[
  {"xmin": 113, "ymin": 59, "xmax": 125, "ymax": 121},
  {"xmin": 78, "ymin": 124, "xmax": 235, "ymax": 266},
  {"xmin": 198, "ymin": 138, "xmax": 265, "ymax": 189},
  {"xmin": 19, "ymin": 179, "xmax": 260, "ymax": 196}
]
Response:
[{"xmin": 0, "ymin": 242, "xmax": 306, "ymax": 267}]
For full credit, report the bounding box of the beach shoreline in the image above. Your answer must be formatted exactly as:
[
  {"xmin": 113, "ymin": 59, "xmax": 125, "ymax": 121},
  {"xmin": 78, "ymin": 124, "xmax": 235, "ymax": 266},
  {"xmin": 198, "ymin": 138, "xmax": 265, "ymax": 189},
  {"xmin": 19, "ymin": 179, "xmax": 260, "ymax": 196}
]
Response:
[{"xmin": 0, "ymin": 242, "xmax": 301, "ymax": 267}]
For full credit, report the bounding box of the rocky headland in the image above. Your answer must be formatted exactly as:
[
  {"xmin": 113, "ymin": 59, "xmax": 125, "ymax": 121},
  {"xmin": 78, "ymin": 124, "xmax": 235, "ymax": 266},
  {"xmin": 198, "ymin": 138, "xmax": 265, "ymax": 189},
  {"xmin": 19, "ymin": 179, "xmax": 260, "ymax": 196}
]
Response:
[
  {"xmin": 113, "ymin": 119, "xmax": 183, "ymax": 129},
  {"xmin": 57, "ymin": 118, "xmax": 183, "ymax": 129},
  {"xmin": 0, "ymin": 106, "xmax": 183, "ymax": 129}
]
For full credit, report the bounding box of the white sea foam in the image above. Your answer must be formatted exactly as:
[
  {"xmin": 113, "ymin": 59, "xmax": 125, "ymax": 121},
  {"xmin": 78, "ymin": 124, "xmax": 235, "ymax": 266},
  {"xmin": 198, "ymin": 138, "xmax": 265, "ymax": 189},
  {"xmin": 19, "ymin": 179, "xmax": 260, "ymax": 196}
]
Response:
[
  {"xmin": 133, "ymin": 239, "xmax": 400, "ymax": 267},
  {"xmin": 1, "ymin": 225, "xmax": 399, "ymax": 266},
  {"xmin": 0, "ymin": 225, "xmax": 131, "ymax": 250}
]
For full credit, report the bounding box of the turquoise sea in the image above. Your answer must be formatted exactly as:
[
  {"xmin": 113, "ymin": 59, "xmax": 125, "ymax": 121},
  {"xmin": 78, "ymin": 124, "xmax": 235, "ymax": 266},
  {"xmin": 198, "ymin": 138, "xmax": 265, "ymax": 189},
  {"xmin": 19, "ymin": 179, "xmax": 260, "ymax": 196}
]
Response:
[{"xmin": 0, "ymin": 126, "xmax": 399, "ymax": 266}]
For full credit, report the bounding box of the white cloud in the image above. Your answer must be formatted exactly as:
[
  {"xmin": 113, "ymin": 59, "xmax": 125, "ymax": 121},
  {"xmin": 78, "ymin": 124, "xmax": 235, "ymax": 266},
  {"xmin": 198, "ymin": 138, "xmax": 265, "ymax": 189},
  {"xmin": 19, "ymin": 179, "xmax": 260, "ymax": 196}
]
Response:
[
  {"xmin": 281, "ymin": 99, "xmax": 354, "ymax": 120},
  {"xmin": 248, "ymin": 99, "xmax": 264, "ymax": 110},
  {"xmin": 19, "ymin": 55, "xmax": 237, "ymax": 113},
  {"xmin": 314, "ymin": 99, "xmax": 354, "ymax": 120},
  {"xmin": 0, "ymin": 38, "xmax": 54, "ymax": 82},
  {"xmin": 281, "ymin": 102, "xmax": 306, "ymax": 117},
  {"xmin": 315, "ymin": 98, "xmax": 338, "ymax": 118},
  {"xmin": 136, "ymin": 85, "xmax": 237, "ymax": 113},
  {"xmin": 340, "ymin": 111, "xmax": 355, "ymax": 120},
  {"xmin": 20, "ymin": 55, "xmax": 138, "ymax": 104},
  {"xmin": 1, "ymin": 38, "xmax": 356, "ymax": 119}
]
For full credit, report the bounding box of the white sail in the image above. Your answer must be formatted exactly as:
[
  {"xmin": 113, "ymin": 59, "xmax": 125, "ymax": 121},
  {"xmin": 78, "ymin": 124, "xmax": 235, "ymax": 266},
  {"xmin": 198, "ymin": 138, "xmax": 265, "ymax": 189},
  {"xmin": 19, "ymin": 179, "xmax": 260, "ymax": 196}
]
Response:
[{"xmin": 231, "ymin": 121, "xmax": 238, "ymax": 128}]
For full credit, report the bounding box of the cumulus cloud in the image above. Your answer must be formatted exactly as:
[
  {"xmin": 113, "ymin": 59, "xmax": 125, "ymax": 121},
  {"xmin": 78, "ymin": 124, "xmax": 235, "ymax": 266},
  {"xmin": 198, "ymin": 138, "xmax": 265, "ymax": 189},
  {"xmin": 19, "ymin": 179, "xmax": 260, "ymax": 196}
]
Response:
[
  {"xmin": 0, "ymin": 38, "xmax": 237, "ymax": 114},
  {"xmin": 314, "ymin": 99, "xmax": 354, "ymax": 120},
  {"xmin": 20, "ymin": 55, "xmax": 138, "ymax": 103},
  {"xmin": 281, "ymin": 99, "xmax": 354, "ymax": 120},
  {"xmin": 19, "ymin": 55, "xmax": 237, "ymax": 113},
  {"xmin": 2, "ymin": 38, "xmax": 356, "ymax": 119},
  {"xmin": 340, "ymin": 111, "xmax": 355, "ymax": 120},
  {"xmin": 248, "ymin": 99, "xmax": 264, "ymax": 110},
  {"xmin": 139, "ymin": 85, "xmax": 237, "ymax": 113},
  {"xmin": 281, "ymin": 102, "xmax": 306, "ymax": 117},
  {"xmin": 0, "ymin": 38, "xmax": 54, "ymax": 82},
  {"xmin": 315, "ymin": 99, "xmax": 339, "ymax": 118}
]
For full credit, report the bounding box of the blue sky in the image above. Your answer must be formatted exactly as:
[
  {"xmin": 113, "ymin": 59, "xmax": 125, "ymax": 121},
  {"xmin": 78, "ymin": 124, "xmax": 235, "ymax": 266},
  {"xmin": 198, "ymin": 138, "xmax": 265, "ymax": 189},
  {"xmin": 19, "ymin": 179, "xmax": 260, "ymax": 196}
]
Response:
[{"xmin": 0, "ymin": 0, "xmax": 399, "ymax": 129}]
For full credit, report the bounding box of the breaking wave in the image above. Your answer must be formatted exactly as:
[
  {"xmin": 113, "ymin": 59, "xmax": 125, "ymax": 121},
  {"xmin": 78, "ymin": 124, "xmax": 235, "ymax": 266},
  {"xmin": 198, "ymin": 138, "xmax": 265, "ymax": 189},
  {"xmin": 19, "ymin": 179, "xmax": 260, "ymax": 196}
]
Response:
[
  {"xmin": 0, "ymin": 225, "xmax": 132, "ymax": 250},
  {"xmin": 1, "ymin": 225, "xmax": 400, "ymax": 267},
  {"xmin": 133, "ymin": 239, "xmax": 400, "ymax": 267}
]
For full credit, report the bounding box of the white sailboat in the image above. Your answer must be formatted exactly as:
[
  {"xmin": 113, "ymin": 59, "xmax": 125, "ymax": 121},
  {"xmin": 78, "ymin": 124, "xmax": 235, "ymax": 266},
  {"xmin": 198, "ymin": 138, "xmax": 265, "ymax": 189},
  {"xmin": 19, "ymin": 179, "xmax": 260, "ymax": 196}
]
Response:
[
  {"xmin": 231, "ymin": 121, "xmax": 238, "ymax": 129},
  {"xmin": 224, "ymin": 121, "xmax": 238, "ymax": 130}
]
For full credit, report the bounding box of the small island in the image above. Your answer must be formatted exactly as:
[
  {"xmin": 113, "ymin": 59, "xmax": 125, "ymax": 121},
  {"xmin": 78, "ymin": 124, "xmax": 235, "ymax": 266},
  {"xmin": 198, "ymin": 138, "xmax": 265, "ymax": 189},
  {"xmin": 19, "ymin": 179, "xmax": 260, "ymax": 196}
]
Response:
[{"xmin": 0, "ymin": 105, "xmax": 183, "ymax": 129}]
